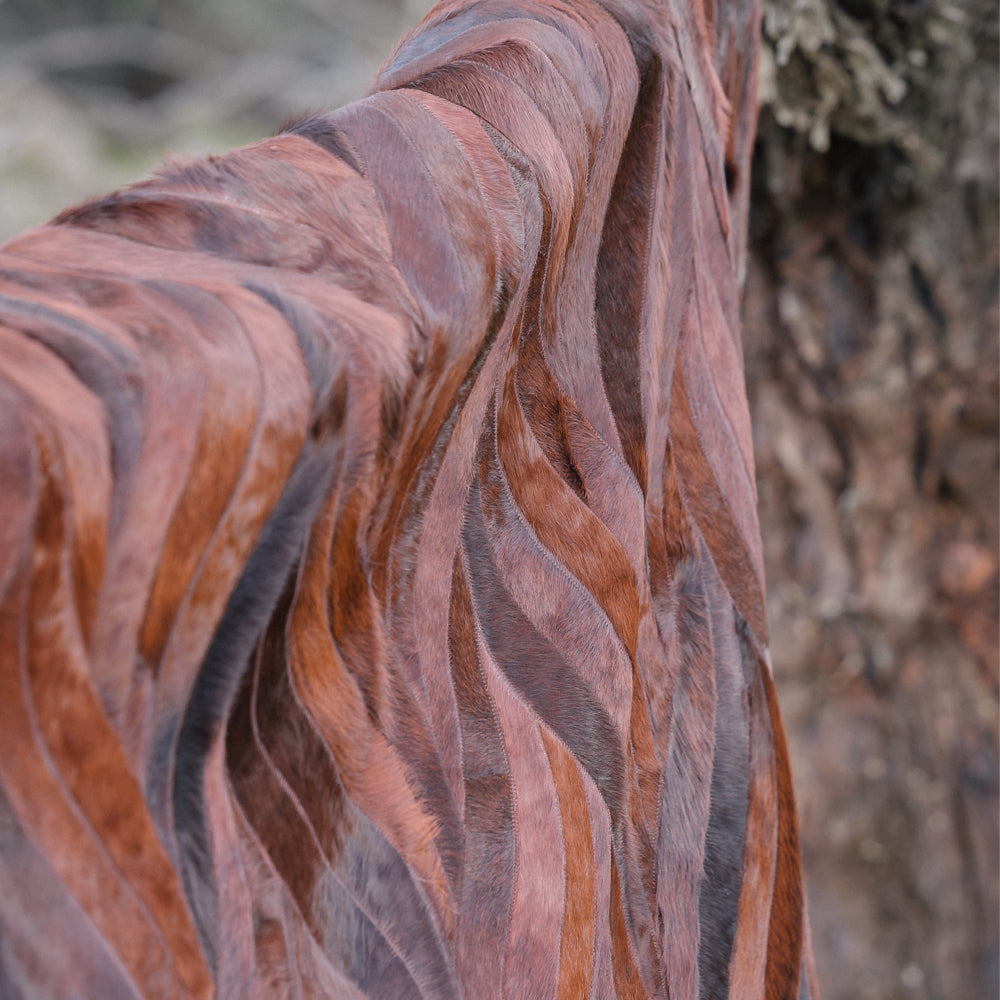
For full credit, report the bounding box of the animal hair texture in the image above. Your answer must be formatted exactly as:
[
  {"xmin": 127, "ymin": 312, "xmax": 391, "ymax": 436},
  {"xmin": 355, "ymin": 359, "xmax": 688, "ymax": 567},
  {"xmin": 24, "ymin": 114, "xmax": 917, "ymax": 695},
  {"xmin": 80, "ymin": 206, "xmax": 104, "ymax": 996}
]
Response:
[{"xmin": 0, "ymin": 1, "xmax": 819, "ymax": 997}]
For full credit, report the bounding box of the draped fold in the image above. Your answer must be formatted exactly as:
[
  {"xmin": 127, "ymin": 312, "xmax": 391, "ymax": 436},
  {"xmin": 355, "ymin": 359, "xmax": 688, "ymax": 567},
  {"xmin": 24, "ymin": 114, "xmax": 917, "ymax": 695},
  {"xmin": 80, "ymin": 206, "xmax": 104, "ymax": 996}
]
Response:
[{"xmin": 0, "ymin": 2, "xmax": 818, "ymax": 997}]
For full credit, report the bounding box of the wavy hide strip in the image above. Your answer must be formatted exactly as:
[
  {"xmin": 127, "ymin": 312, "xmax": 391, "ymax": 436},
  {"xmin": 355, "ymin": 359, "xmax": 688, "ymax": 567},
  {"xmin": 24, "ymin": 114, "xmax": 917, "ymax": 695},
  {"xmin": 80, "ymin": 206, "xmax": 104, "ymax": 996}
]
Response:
[{"xmin": 0, "ymin": 1, "xmax": 818, "ymax": 997}]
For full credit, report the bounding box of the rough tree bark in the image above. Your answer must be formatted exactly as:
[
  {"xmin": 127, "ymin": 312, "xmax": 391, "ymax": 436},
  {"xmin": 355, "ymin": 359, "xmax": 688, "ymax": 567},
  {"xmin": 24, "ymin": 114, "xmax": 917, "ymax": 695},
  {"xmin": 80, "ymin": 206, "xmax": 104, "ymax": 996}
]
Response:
[{"xmin": 747, "ymin": 2, "xmax": 998, "ymax": 998}]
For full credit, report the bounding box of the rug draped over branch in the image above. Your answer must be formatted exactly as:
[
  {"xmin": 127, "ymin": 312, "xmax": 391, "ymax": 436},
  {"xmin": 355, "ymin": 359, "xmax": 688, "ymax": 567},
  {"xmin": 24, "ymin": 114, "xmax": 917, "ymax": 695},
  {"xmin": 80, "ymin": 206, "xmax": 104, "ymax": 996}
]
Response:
[{"xmin": 0, "ymin": 1, "xmax": 817, "ymax": 996}]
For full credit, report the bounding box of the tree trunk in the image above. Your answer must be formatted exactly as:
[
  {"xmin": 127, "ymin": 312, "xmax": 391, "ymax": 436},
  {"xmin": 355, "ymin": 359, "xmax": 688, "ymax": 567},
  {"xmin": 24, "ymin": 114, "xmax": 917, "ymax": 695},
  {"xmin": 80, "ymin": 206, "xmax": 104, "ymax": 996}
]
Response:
[{"xmin": 748, "ymin": 2, "xmax": 998, "ymax": 997}]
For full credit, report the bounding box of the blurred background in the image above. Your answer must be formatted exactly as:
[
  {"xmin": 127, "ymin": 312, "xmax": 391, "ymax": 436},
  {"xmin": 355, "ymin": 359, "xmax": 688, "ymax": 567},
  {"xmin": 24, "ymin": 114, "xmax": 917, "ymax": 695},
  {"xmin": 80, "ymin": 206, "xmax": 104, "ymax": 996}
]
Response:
[{"xmin": 0, "ymin": 1, "xmax": 996, "ymax": 997}]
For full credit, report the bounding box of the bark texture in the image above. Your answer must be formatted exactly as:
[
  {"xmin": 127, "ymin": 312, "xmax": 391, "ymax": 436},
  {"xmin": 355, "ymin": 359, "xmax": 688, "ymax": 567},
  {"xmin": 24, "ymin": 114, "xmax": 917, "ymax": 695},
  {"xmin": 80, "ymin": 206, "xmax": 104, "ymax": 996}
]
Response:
[{"xmin": 748, "ymin": 3, "xmax": 998, "ymax": 997}]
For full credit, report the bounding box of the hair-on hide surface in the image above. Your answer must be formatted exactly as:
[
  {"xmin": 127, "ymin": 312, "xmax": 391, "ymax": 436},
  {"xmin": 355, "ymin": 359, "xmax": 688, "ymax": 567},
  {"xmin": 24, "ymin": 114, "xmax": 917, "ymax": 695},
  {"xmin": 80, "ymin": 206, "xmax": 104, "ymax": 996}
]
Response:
[{"xmin": 0, "ymin": 1, "xmax": 819, "ymax": 997}]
